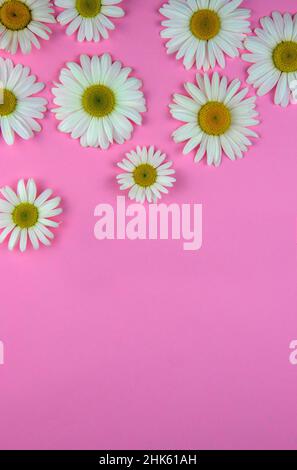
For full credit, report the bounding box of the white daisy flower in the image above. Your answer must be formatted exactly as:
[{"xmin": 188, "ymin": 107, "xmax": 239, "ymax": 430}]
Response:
[
  {"xmin": 160, "ymin": 0, "xmax": 251, "ymax": 71},
  {"xmin": 52, "ymin": 54, "xmax": 146, "ymax": 149},
  {"xmin": 0, "ymin": 57, "xmax": 47, "ymax": 145},
  {"xmin": 0, "ymin": 0, "xmax": 55, "ymax": 54},
  {"xmin": 0, "ymin": 178, "xmax": 62, "ymax": 252},
  {"xmin": 243, "ymin": 12, "xmax": 297, "ymax": 108},
  {"xmin": 55, "ymin": 0, "xmax": 124, "ymax": 42},
  {"xmin": 170, "ymin": 72, "xmax": 259, "ymax": 166},
  {"xmin": 117, "ymin": 146, "xmax": 176, "ymax": 203}
]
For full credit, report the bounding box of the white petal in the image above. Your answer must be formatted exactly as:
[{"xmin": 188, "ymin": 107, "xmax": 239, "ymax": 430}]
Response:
[
  {"xmin": 19, "ymin": 229, "xmax": 28, "ymax": 252},
  {"xmin": 8, "ymin": 226, "xmax": 21, "ymax": 250},
  {"xmin": 17, "ymin": 179, "xmax": 28, "ymax": 202}
]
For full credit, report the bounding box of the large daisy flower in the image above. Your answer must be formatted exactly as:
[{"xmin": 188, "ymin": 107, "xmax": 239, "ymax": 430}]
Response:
[
  {"xmin": 243, "ymin": 12, "xmax": 297, "ymax": 108},
  {"xmin": 0, "ymin": 0, "xmax": 55, "ymax": 54},
  {"xmin": 55, "ymin": 0, "xmax": 124, "ymax": 42},
  {"xmin": 159, "ymin": 0, "xmax": 251, "ymax": 71},
  {"xmin": 0, "ymin": 178, "xmax": 62, "ymax": 252},
  {"xmin": 0, "ymin": 57, "xmax": 47, "ymax": 145},
  {"xmin": 170, "ymin": 72, "xmax": 259, "ymax": 166},
  {"xmin": 117, "ymin": 146, "xmax": 176, "ymax": 203},
  {"xmin": 52, "ymin": 54, "xmax": 146, "ymax": 149}
]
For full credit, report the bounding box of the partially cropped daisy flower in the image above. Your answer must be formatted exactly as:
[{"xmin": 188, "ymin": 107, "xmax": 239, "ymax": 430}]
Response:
[
  {"xmin": 117, "ymin": 146, "xmax": 176, "ymax": 203},
  {"xmin": 0, "ymin": 178, "xmax": 62, "ymax": 252},
  {"xmin": 170, "ymin": 72, "xmax": 259, "ymax": 166},
  {"xmin": 0, "ymin": 58, "xmax": 47, "ymax": 145},
  {"xmin": 0, "ymin": 0, "xmax": 55, "ymax": 54},
  {"xmin": 160, "ymin": 0, "xmax": 251, "ymax": 71},
  {"xmin": 52, "ymin": 54, "xmax": 146, "ymax": 149},
  {"xmin": 243, "ymin": 12, "xmax": 297, "ymax": 108},
  {"xmin": 55, "ymin": 0, "xmax": 124, "ymax": 42}
]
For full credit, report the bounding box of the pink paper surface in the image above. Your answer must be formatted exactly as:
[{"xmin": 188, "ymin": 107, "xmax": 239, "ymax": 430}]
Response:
[{"xmin": 0, "ymin": 0, "xmax": 297, "ymax": 450}]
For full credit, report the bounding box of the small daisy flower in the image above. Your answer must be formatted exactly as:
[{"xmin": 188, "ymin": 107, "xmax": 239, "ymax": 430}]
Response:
[
  {"xmin": 160, "ymin": 0, "xmax": 251, "ymax": 71},
  {"xmin": 0, "ymin": 0, "xmax": 55, "ymax": 54},
  {"xmin": 170, "ymin": 72, "xmax": 259, "ymax": 166},
  {"xmin": 117, "ymin": 146, "xmax": 176, "ymax": 203},
  {"xmin": 243, "ymin": 12, "xmax": 297, "ymax": 107},
  {"xmin": 52, "ymin": 54, "xmax": 146, "ymax": 149},
  {"xmin": 0, "ymin": 58, "xmax": 47, "ymax": 145},
  {"xmin": 55, "ymin": 0, "xmax": 124, "ymax": 42},
  {"xmin": 0, "ymin": 178, "xmax": 62, "ymax": 252}
]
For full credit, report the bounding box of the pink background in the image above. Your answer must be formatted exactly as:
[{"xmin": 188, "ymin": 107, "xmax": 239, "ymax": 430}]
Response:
[{"xmin": 0, "ymin": 0, "xmax": 297, "ymax": 450}]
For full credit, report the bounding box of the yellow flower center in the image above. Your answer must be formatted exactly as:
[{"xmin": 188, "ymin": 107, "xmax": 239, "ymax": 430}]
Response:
[
  {"xmin": 190, "ymin": 9, "xmax": 221, "ymax": 40},
  {"xmin": 198, "ymin": 101, "xmax": 231, "ymax": 136},
  {"xmin": 273, "ymin": 41, "xmax": 297, "ymax": 73},
  {"xmin": 133, "ymin": 164, "xmax": 157, "ymax": 188},
  {"xmin": 12, "ymin": 203, "xmax": 38, "ymax": 229},
  {"xmin": 0, "ymin": 0, "xmax": 31, "ymax": 31},
  {"xmin": 76, "ymin": 0, "xmax": 101, "ymax": 18},
  {"xmin": 82, "ymin": 85, "xmax": 115, "ymax": 117},
  {"xmin": 0, "ymin": 89, "xmax": 17, "ymax": 116}
]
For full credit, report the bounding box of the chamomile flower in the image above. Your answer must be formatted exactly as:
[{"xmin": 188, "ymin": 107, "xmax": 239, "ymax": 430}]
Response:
[
  {"xmin": 0, "ymin": 57, "xmax": 47, "ymax": 145},
  {"xmin": 0, "ymin": 0, "xmax": 55, "ymax": 54},
  {"xmin": 243, "ymin": 12, "xmax": 297, "ymax": 108},
  {"xmin": 160, "ymin": 0, "xmax": 251, "ymax": 71},
  {"xmin": 0, "ymin": 178, "xmax": 62, "ymax": 252},
  {"xmin": 117, "ymin": 146, "xmax": 176, "ymax": 203},
  {"xmin": 170, "ymin": 72, "xmax": 259, "ymax": 166},
  {"xmin": 52, "ymin": 54, "xmax": 146, "ymax": 149},
  {"xmin": 55, "ymin": 0, "xmax": 124, "ymax": 42}
]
